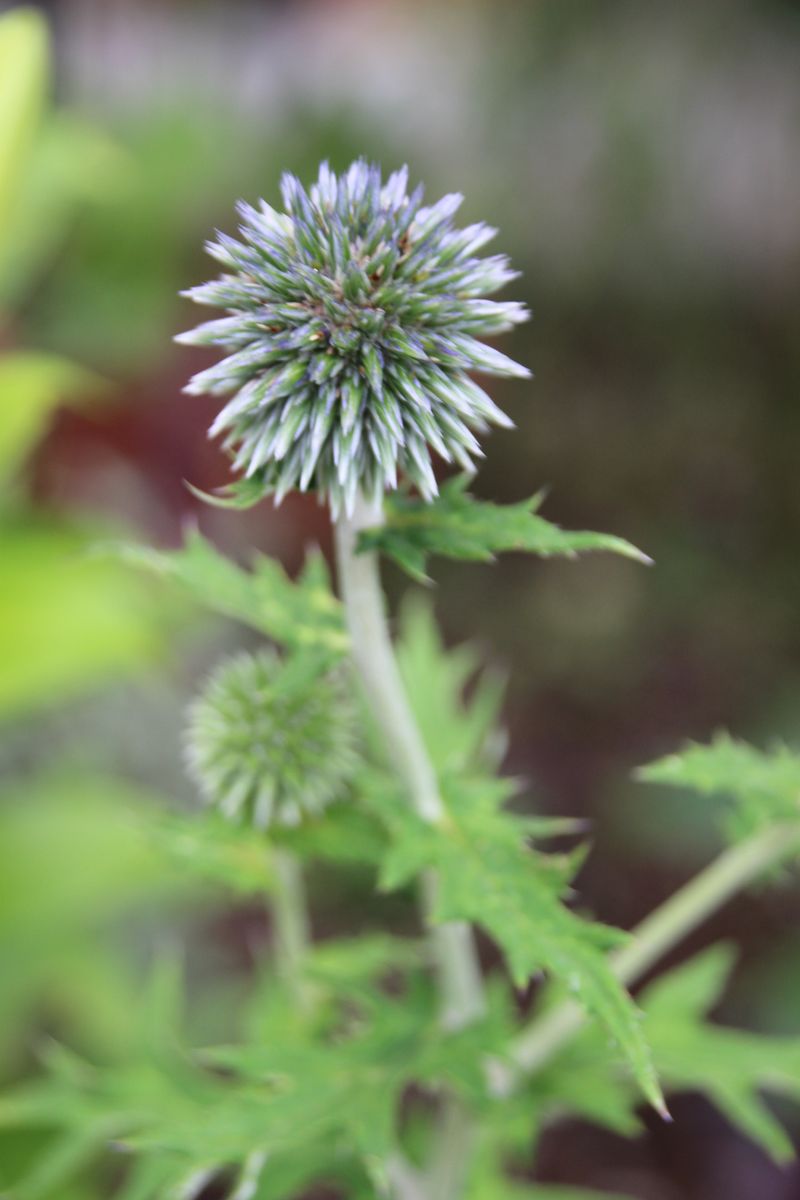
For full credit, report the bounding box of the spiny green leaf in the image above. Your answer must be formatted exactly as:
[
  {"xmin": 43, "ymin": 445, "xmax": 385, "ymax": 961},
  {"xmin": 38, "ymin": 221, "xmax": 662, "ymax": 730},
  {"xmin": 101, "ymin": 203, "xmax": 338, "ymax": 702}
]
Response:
[
  {"xmin": 1, "ymin": 949, "xmax": 512, "ymax": 1198},
  {"xmin": 107, "ymin": 528, "xmax": 347, "ymax": 656},
  {"xmin": 550, "ymin": 944, "xmax": 800, "ymax": 1164},
  {"xmin": 396, "ymin": 594, "xmax": 507, "ymax": 775},
  {"xmin": 358, "ymin": 476, "xmax": 652, "ymax": 583},
  {"xmin": 640, "ymin": 945, "xmax": 800, "ymax": 1162},
  {"xmin": 638, "ymin": 732, "xmax": 800, "ymax": 843},
  {"xmin": 367, "ymin": 773, "xmax": 664, "ymax": 1113}
]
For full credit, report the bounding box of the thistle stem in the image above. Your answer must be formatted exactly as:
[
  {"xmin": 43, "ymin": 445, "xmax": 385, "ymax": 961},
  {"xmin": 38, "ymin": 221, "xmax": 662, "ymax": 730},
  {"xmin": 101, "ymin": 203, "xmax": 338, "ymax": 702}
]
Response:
[
  {"xmin": 425, "ymin": 1102, "xmax": 476, "ymax": 1200},
  {"xmin": 271, "ymin": 846, "xmax": 311, "ymax": 1007},
  {"xmin": 333, "ymin": 493, "xmax": 486, "ymax": 1033},
  {"xmin": 511, "ymin": 821, "xmax": 800, "ymax": 1078}
]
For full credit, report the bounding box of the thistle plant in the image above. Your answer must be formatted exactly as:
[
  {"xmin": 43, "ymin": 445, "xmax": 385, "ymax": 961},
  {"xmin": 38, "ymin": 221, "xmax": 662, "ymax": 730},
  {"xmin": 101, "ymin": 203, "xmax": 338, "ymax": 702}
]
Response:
[
  {"xmin": 8, "ymin": 161, "xmax": 800, "ymax": 1200},
  {"xmin": 177, "ymin": 160, "xmax": 529, "ymax": 516}
]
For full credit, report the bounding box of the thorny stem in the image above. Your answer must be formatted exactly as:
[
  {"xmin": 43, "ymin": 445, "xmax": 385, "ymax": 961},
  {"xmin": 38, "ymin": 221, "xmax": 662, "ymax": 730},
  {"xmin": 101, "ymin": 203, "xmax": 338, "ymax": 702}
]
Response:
[{"xmin": 510, "ymin": 820, "xmax": 800, "ymax": 1080}]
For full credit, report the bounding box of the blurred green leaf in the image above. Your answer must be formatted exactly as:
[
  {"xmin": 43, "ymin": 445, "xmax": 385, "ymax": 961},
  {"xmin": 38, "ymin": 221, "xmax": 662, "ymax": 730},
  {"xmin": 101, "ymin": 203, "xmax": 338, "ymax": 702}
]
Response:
[
  {"xmin": 0, "ymin": 771, "xmax": 181, "ymax": 1069},
  {"xmin": 641, "ymin": 945, "xmax": 800, "ymax": 1162},
  {"xmin": 359, "ymin": 476, "xmax": 651, "ymax": 583},
  {"xmin": 111, "ymin": 528, "xmax": 347, "ymax": 656},
  {"xmin": 540, "ymin": 944, "xmax": 800, "ymax": 1165},
  {"xmin": 0, "ymin": 7, "xmax": 48, "ymax": 257},
  {"xmin": 0, "ymin": 114, "xmax": 133, "ymax": 307},
  {"xmin": 277, "ymin": 801, "xmax": 387, "ymax": 867},
  {"xmin": 155, "ymin": 809, "xmax": 274, "ymax": 895},
  {"xmin": 0, "ymin": 353, "xmax": 103, "ymax": 481},
  {"xmin": 638, "ymin": 732, "xmax": 800, "ymax": 844},
  {"xmin": 0, "ymin": 952, "xmax": 508, "ymax": 1199},
  {"xmin": 0, "ymin": 519, "xmax": 161, "ymax": 718}
]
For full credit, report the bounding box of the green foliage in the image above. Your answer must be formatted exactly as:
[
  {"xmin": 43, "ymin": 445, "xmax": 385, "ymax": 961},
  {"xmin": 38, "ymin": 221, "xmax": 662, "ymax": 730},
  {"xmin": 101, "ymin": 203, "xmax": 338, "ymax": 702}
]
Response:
[
  {"xmin": 0, "ymin": 353, "xmax": 103, "ymax": 483},
  {"xmin": 638, "ymin": 731, "xmax": 800, "ymax": 843},
  {"xmin": 154, "ymin": 809, "xmax": 277, "ymax": 895},
  {"xmin": 0, "ymin": 520, "xmax": 161, "ymax": 719},
  {"xmin": 0, "ymin": 113, "xmax": 131, "ymax": 310},
  {"xmin": 368, "ymin": 772, "xmax": 662, "ymax": 1112},
  {"xmin": 0, "ymin": 944, "xmax": 513, "ymax": 1200},
  {"xmin": 642, "ymin": 946, "xmax": 800, "ymax": 1161},
  {"xmin": 358, "ymin": 476, "xmax": 651, "ymax": 582},
  {"xmin": 397, "ymin": 595, "xmax": 508, "ymax": 776},
  {"xmin": 0, "ymin": 773, "xmax": 185, "ymax": 1074},
  {"xmin": 113, "ymin": 529, "xmax": 347, "ymax": 657},
  {"xmin": 0, "ymin": 5, "xmax": 162, "ymax": 722},
  {"xmin": 538, "ymin": 945, "xmax": 800, "ymax": 1166},
  {"xmin": 0, "ymin": 8, "xmax": 47, "ymax": 252}
]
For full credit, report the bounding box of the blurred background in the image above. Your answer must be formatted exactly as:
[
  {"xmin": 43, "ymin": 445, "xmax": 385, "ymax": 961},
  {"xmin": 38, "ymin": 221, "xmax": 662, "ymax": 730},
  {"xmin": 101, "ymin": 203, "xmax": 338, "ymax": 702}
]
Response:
[{"xmin": 1, "ymin": 0, "xmax": 800, "ymax": 1196}]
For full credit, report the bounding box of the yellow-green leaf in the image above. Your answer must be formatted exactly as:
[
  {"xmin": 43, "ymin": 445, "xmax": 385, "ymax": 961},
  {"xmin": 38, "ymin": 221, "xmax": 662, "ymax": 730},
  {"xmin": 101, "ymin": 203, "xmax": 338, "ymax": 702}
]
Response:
[
  {"xmin": 0, "ymin": 7, "xmax": 49, "ymax": 254},
  {"xmin": 0, "ymin": 352, "xmax": 103, "ymax": 480}
]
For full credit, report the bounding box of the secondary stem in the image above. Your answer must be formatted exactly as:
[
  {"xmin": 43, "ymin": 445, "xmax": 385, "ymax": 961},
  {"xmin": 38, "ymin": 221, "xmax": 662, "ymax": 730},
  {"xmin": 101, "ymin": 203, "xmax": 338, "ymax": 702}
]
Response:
[
  {"xmin": 271, "ymin": 846, "xmax": 311, "ymax": 1008},
  {"xmin": 333, "ymin": 492, "xmax": 485, "ymax": 1032},
  {"xmin": 511, "ymin": 820, "xmax": 800, "ymax": 1077}
]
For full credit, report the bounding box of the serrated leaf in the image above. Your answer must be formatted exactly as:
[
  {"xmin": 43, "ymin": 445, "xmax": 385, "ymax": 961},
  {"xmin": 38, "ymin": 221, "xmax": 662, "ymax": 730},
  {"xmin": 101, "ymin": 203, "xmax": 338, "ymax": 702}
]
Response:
[
  {"xmin": 358, "ymin": 476, "xmax": 651, "ymax": 583},
  {"xmin": 367, "ymin": 774, "xmax": 663, "ymax": 1113},
  {"xmin": 549, "ymin": 943, "xmax": 800, "ymax": 1164},
  {"xmin": 396, "ymin": 594, "xmax": 507, "ymax": 775},
  {"xmin": 638, "ymin": 732, "xmax": 800, "ymax": 843},
  {"xmin": 1, "ymin": 947, "xmax": 514, "ymax": 1199},
  {"xmin": 107, "ymin": 528, "xmax": 347, "ymax": 656},
  {"xmin": 640, "ymin": 945, "xmax": 800, "ymax": 1162}
]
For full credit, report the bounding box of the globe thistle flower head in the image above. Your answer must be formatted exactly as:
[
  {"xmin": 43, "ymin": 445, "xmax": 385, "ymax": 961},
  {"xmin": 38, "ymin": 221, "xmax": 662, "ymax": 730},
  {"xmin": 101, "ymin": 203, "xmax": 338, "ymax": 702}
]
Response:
[
  {"xmin": 185, "ymin": 650, "xmax": 360, "ymax": 830},
  {"xmin": 178, "ymin": 160, "xmax": 531, "ymax": 517}
]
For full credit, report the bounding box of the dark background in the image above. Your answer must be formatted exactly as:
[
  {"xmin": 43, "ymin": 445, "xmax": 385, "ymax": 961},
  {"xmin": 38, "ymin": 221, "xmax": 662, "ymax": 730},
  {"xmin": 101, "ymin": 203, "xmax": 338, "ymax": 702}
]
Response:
[{"xmin": 3, "ymin": 1, "xmax": 800, "ymax": 1196}]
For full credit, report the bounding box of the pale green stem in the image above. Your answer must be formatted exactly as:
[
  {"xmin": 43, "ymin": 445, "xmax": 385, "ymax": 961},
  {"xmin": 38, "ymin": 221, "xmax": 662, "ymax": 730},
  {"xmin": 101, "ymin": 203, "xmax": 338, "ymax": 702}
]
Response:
[
  {"xmin": 333, "ymin": 493, "xmax": 485, "ymax": 1031},
  {"xmin": 425, "ymin": 1102, "xmax": 476, "ymax": 1200},
  {"xmin": 271, "ymin": 846, "xmax": 311, "ymax": 1008},
  {"xmin": 334, "ymin": 494, "xmax": 485, "ymax": 1200},
  {"xmin": 511, "ymin": 821, "xmax": 800, "ymax": 1078}
]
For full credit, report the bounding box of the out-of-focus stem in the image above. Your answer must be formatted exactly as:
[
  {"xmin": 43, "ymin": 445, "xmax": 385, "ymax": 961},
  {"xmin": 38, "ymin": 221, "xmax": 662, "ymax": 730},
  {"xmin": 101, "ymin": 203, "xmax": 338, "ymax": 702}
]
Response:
[
  {"xmin": 271, "ymin": 846, "xmax": 311, "ymax": 1008},
  {"xmin": 511, "ymin": 821, "xmax": 800, "ymax": 1078}
]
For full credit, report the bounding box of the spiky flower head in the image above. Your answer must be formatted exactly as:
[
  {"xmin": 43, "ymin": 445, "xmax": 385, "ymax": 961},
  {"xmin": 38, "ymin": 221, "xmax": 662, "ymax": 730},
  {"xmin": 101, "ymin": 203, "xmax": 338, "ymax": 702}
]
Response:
[
  {"xmin": 178, "ymin": 160, "xmax": 530, "ymax": 516},
  {"xmin": 185, "ymin": 650, "xmax": 359, "ymax": 829}
]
